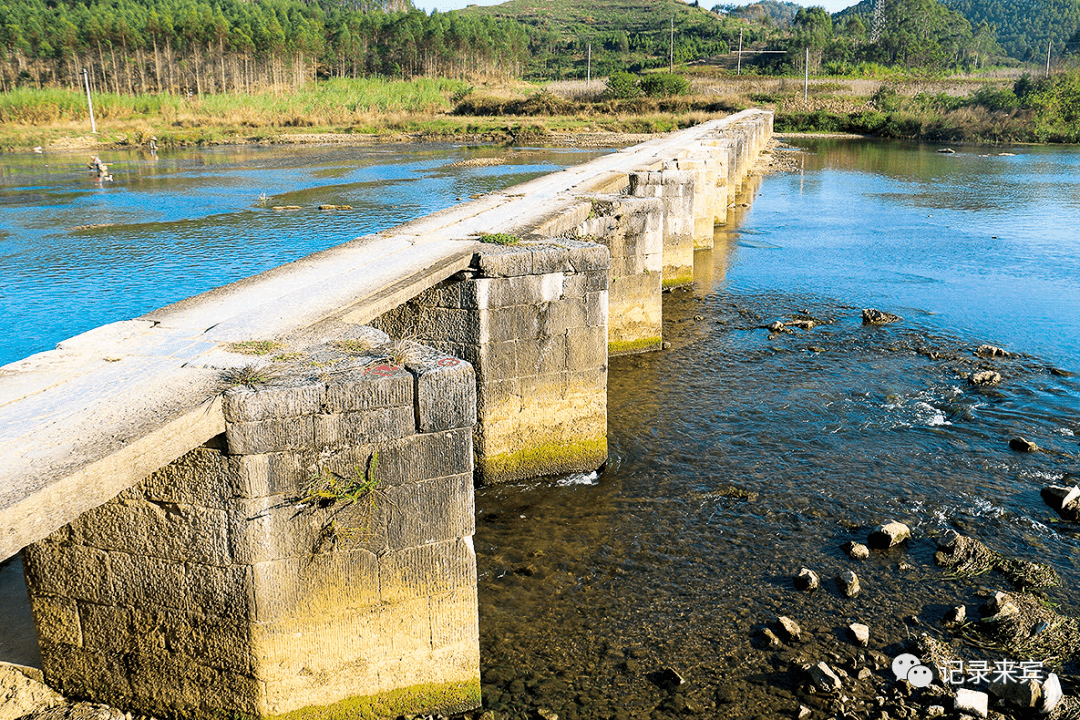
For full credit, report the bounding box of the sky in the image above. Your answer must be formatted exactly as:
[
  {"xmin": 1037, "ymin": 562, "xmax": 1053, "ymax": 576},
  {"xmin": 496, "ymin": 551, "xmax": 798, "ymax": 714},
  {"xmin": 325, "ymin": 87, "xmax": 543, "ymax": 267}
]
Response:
[{"xmin": 417, "ymin": 0, "xmax": 863, "ymax": 14}]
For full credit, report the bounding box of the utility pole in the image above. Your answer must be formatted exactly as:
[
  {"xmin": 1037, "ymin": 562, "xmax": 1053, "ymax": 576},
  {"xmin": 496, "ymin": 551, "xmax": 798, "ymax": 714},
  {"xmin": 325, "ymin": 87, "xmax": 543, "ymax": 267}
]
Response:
[
  {"xmin": 587, "ymin": 43, "xmax": 592, "ymax": 87},
  {"xmin": 1046, "ymin": 40, "xmax": 1052, "ymax": 77},
  {"xmin": 82, "ymin": 68, "xmax": 97, "ymax": 134},
  {"xmin": 804, "ymin": 47, "xmax": 809, "ymax": 103},
  {"xmin": 737, "ymin": 28, "xmax": 743, "ymax": 76},
  {"xmin": 670, "ymin": 17, "xmax": 674, "ymax": 73}
]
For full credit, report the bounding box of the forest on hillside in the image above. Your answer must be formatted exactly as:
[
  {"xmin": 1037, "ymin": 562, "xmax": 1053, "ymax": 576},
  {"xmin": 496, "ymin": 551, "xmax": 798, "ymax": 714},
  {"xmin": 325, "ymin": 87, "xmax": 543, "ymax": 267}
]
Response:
[
  {"xmin": 942, "ymin": 0, "xmax": 1080, "ymax": 61},
  {"xmin": 0, "ymin": 0, "xmax": 1075, "ymax": 95},
  {"xmin": 0, "ymin": 0, "xmax": 531, "ymax": 93}
]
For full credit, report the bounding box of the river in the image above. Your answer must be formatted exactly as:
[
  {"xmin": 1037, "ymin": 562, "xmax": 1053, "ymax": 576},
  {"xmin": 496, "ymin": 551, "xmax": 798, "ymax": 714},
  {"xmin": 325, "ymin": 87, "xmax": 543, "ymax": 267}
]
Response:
[{"xmin": 1, "ymin": 137, "xmax": 1078, "ymax": 718}]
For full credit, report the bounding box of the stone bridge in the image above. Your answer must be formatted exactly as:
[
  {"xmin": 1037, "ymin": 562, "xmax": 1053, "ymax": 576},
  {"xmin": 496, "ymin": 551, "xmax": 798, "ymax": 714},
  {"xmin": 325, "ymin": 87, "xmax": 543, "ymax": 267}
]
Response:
[{"xmin": 0, "ymin": 110, "xmax": 772, "ymax": 719}]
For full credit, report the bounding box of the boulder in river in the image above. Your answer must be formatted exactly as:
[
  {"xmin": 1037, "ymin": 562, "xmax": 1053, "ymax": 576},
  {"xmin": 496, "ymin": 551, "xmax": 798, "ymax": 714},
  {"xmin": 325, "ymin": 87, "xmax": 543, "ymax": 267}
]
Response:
[
  {"xmin": 969, "ymin": 370, "xmax": 1002, "ymax": 386},
  {"xmin": 989, "ymin": 677, "xmax": 1042, "ymax": 711},
  {"xmin": 794, "ymin": 567, "xmax": 820, "ymax": 592},
  {"xmin": 836, "ymin": 570, "xmax": 861, "ymax": 598},
  {"xmin": 955, "ymin": 688, "xmax": 988, "ymax": 718},
  {"xmin": 842, "ymin": 541, "xmax": 869, "ymax": 560},
  {"xmin": 861, "ymin": 308, "xmax": 902, "ymax": 325},
  {"xmin": 868, "ymin": 521, "xmax": 910, "ymax": 549},
  {"xmin": 1040, "ymin": 485, "xmax": 1080, "ymax": 521},
  {"xmin": 805, "ymin": 661, "xmax": 843, "ymax": 692},
  {"xmin": 847, "ymin": 622, "xmax": 870, "ymax": 647},
  {"xmin": 1009, "ymin": 437, "xmax": 1040, "ymax": 452},
  {"xmin": 776, "ymin": 616, "xmax": 803, "ymax": 642},
  {"xmin": 975, "ymin": 344, "xmax": 1010, "ymax": 358}
]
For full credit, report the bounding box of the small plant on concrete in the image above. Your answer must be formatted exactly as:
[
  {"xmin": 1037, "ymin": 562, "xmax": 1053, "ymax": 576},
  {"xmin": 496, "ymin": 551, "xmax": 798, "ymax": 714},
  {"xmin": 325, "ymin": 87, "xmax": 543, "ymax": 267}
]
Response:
[
  {"xmin": 302, "ymin": 452, "xmax": 380, "ymax": 508},
  {"xmin": 221, "ymin": 364, "xmax": 281, "ymax": 388},
  {"xmin": 271, "ymin": 352, "xmax": 304, "ymax": 362},
  {"xmin": 479, "ymin": 232, "xmax": 521, "ymax": 245},
  {"xmin": 304, "ymin": 453, "xmax": 385, "ymax": 552},
  {"xmin": 226, "ymin": 340, "xmax": 283, "ymax": 356},
  {"xmin": 388, "ymin": 336, "xmax": 419, "ymax": 367}
]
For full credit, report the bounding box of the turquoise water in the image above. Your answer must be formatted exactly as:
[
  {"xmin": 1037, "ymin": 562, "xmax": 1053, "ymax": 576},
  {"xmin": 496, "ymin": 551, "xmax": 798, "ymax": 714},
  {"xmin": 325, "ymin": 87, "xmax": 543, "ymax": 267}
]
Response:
[{"xmin": 0, "ymin": 143, "xmax": 609, "ymax": 366}]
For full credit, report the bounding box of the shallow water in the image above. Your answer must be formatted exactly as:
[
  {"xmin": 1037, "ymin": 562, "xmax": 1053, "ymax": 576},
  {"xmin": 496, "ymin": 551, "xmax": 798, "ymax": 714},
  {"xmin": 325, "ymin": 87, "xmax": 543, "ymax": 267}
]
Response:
[{"xmin": 474, "ymin": 140, "xmax": 1080, "ymax": 719}]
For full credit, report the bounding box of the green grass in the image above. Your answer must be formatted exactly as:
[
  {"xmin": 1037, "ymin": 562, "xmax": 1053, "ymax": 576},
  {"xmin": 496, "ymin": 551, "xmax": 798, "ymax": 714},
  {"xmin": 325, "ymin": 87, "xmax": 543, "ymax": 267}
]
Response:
[{"xmin": 478, "ymin": 232, "xmax": 522, "ymax": 245}]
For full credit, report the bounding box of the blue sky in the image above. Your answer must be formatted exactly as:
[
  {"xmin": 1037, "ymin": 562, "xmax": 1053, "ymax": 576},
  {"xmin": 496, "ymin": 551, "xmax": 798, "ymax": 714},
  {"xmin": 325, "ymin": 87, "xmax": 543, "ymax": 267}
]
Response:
[{"xmin": 417, "ymin": 0, "xmax": 862, "ymax": 14}]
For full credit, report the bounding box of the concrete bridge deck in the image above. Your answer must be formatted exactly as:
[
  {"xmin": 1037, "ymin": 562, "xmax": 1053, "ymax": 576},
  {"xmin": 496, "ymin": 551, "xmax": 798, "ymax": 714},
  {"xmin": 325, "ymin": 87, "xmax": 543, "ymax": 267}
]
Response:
[{"xmin": 0, "ymin": 109, "xmax": 773, "ymax": 720}]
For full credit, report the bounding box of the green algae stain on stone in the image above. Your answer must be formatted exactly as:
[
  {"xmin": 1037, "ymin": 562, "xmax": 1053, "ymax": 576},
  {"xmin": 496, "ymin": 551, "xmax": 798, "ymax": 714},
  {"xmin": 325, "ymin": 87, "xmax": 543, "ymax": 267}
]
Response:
[
  {"xmin": 269, "ymin": 679, "xmax": 481, "ymax": 720},
  {"xmin": 608, "ymin": 336, "xmax": 662, "ymax": 356},
  {"xmin": 477, "ymin": 436, "xmax": 607, "ymax": 484}
]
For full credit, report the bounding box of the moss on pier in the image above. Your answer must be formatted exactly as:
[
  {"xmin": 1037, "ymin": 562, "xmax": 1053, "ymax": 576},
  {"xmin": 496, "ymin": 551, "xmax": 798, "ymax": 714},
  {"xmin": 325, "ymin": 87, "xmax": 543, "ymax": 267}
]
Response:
[
  {"xmin": 269, "ymin": 679, "xmax": 481, "ymax": 720},
  {"xmin": 608, "ymin": 336, "xmax": 663, "ymax": 356},
  {"xmin": 477, "ymin": 435, "xmax": 607, "ymax": 484}
]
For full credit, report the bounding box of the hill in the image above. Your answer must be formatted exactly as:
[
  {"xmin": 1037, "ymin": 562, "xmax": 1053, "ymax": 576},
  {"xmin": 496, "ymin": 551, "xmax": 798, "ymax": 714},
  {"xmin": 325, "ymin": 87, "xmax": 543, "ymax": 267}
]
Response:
[
  {"xmin": 714, "ymin": 1, "xmax": 802, "ymax": 27},
  {"xmin": 839, "ymin": 0, "xmax": 1080, "ymax": 62},
  {"xmin": 452, "ymin": 0, "xmax": 748, "ymax": 77},
  {"xmin": 941, "ymin": 0, "xmax": 1080, "ymax": 61}
]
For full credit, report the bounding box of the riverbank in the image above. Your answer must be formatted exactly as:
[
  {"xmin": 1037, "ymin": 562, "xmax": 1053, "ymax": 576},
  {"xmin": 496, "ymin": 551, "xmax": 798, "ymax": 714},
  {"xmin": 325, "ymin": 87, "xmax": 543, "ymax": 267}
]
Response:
[{"xmin": 6, "ymin": 69, "xmax": 1079, "ymax": 153}]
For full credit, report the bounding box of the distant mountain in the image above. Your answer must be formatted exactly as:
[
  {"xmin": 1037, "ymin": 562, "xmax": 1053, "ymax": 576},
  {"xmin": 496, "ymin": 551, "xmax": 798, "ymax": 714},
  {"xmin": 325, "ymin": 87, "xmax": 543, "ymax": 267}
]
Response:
[
  {"xmin": 453, "ymin": 0, "xmax": 743, "ymax": 76},
  {"xmin": 714, "ymin": 1, "xmax": 803, "ymax": 27},
  {"xmin": 455, "ymin": 0, "xmax": 727, "ymax": 39},
  {"xmin": 940, "ymin": 0, "xmax": 1080, "ymax": 60}
]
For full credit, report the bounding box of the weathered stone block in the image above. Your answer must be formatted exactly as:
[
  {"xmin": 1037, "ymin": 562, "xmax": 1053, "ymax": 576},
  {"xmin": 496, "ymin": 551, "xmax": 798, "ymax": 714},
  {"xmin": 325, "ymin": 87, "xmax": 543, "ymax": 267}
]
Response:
[
  {"xmin": 229, "ymin": 451, "xmax": 306, "ymax": 498},
  {"xmin": 540, "ymin": 299, "xmax": 587, "ymax": 336},
  {"xmin": 536, "ymin": 334, "xmax": 568, "ymax": 375},
  {"xmin": 480, "ymin": 305, "xmax": 540, "ymax": 344},
  {"xmin": 30, "ymin": 595, "xmax": 82, "ymax": 647},
  {"xmin": 313, "ymin": 406, "xmax": 415, "ymax": 447},
  {"xmin": 323, "ymin": 370, "xmax": 412, "ymax": 413},
  {"xmin": 430, "ymin": 586, "xmax": 480, "ymax": 649},
  {"xmin": 380, "ymin": 538, "xmax": 477, "ymax": 605},
  {"xmin": 22, "ymin": 542, "xmax": 113, "ymax": 605},
  {"xmin": 138, "ymin": 445, "xmax": 230, "ymax": 509},
  {"xmin": 386, "ymin": 473, "xmax": 475, "ymax": 550},
  {"xmin": 38, "ymin": 641, "xmax": 131, "ymax": 702},
  {"xmin": 566, "ymin": 325, "xmax": 608, "ymax": 370},
  {"xmin": 226, "ymin": 415, "xmax": 314, "ymax": 455},
  {"xmin": 125, "ymin": 652, "xmax": 263, "ymax": 718},
  {"xmin": 71, "ymin": 500, "xmax": 231, "ymax": 566},
  {"xmin": 414, "ymin": 357, "xmax": 476, "ymax": 434},
  {"xmin": 223, "ymin": 382, "xmax": 324, "ymax": 423},
  {"xmin": 252, "ymin": 550, "xmax": 380, "ymax": 623},
  {"xmin": 475, "ymin": 340, "xmax": 518, "ymax": 379}
]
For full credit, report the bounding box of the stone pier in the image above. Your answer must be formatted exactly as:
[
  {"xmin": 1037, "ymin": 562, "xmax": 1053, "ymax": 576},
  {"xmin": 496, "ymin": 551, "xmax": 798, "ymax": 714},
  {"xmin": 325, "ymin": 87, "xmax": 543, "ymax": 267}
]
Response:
[{"xmin": 21, "ymin": 333, "xmax": 481, "ymax": 719}]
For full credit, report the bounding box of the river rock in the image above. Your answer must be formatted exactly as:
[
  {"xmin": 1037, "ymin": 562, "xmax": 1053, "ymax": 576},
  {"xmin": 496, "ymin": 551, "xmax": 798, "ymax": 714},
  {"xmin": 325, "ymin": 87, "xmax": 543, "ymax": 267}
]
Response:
[
  {"xmin": 1041, "ymin": 673, "xmax": 1063, "ymax": 714},
  {"xmin": 943, "ymin": 605, "xmax": 966, "ymax": 624},
  {"xmin": 937, "ymin": 147, "xmax": 956, "ymax": 154},
  {"xmin": 843, "ymin": 541, "xmax": 870, "ymax": 559},
  {"xmin": 794, "ymin": 567, "xmax": 820, "ymax": 591},
  {"xmin": 836, "ymin": 570, "xmax": 861, "ymax": 598},
  {"xmin": 989, "ymin": 678, "xmax": 1042, "ymax": 710},
  {"xmin": 868, "ymin": 521, "xmax": 910, "ymax": 549},
  {"xmin": 776, "ymin": 616, "xmax": 802, "ymax": 642},
  {"xmin": 761, "ymin": 627, "xmax": 784, "ymax": 649},
  {"xmin": 0, "ymin": 663, "xmax": 64, "ymax": 720},
  {"xmin": 975, "ymin": 344, "xmax": 1010, "ymax": 358},
  {"xmin": 806, "ymin": 661, "xmax": 843, "ymax": 692},
  {"xmin": 1009, "ymin": 437, "xmax": 1040, "ymax": 452},
  {"xmin": 318, "ymin": 204, "xmax": 353, "ymax": 210},
  {"xmin": 655, "ymin": 666, "xmax": 684, "ymax": 692},
  {"xmin": 969, "ymin": 370, "xmax": 1002, "ymax": 386},
  {"xmin": 862, "ymin": 308, "xmax": 902, "ymax": 325},
  {"xmin": 980, "ymin": 591, "xmax": 1019, "ymax": 621},
  {"xmin": 847, "ymin": 622, "xmax": 870, "ymax": 647},
  {"xmin": 955, "ymin": 688, "xmax": 989, "ymax": 718},
  {"xmin": 1040, "ymin": 485, "xmax": 1080, "ymax": 521}
]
